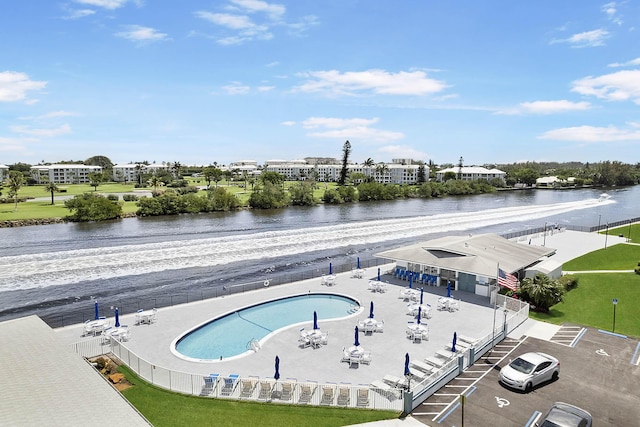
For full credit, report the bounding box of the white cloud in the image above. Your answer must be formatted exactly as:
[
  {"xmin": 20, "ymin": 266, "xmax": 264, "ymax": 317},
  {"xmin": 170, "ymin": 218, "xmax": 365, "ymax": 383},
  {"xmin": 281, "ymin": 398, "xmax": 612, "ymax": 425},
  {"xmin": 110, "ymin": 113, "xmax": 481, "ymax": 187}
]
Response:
[
  {"xmin": 302, "ymin": 117, "xmax": 379, "ymax": 129},
  {"xmin": 377, "ymin": 145, "xmax": 427, "ymax": 160},
  {"xmin": 602, "ymin": 2, "xmax": 623, "ymax": 25},
  {"xmin": 257, "ymin": 86, "xmax": 274, "ymax": 92},
  {"xmin": 62, "ymin": 8, "xmax": 96, "ymax": 20},
  {"xmin": 281, "ymin": 121, "xmax": 296, "ymax": 126},
  {"xmin": 222, "ymin": 82, "xmax": 251, "ymax": 95},
  {"xmin": 571, "ymin": 70, "xmax": 640, "ymax": 104},
  {"xmin": 229, "ymin": 0, "xmax": 285, "ymax": 20},
  {"xmin": 608, "ymin": 57, "xmax": 640, "ymax": 68},
  {"xmin": 115, "ymin": 25, "xmax": 168, "ymax": 43},
  {"xmin": 0, "ymin": 136, "xmax": 28, "ymax": 153},
  {"xmin": 538, "ymin": 124, "xmax": 640, "ymax": 142},
  {"xmin": 74, "ymin": 0, "xmax": 130, "ymax": 10},
  {"xmin": 10, "ymin": 124, "xmax": 72, "ymax": 138},
  {"xmin": 551, "ymin": 29, "xmax": 609, "ymax": 47},
  {"xmin": 38, "ymin": 111, "xmax": 78, "ymax": 119},
  {"xmin": 497, "ymin": 100, "xmax": 591, "ymax": 115},
  {"xmin": 195, "ymin": 11, "xmax": 272, "ymax": 45},
  {"xmin": 300, "ymin": 116, "xmax": 404, "ymax": 143},
  {"xmin": 0, "ymin": 71, "xmax": 47, "ymax": 102},
  {"xmin": 294, "ymin": 69, "xmax": 448, "ymax": 97}
]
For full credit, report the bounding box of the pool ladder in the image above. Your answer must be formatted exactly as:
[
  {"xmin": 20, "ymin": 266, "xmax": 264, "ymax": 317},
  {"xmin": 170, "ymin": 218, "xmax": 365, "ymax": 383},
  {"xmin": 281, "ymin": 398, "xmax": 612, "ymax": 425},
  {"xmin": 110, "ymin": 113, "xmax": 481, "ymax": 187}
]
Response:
[{"xmin": 247, "ymin": 338, "xmax": 261, "ymax": 352}]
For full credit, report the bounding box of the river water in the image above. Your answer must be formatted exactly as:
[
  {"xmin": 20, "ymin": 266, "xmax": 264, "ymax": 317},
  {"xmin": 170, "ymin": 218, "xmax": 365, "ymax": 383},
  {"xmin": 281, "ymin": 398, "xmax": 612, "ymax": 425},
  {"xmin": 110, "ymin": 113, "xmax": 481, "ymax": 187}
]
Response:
[{"xmin": 0, "ymin": 186, "xmax": 637, "ymax": 325}]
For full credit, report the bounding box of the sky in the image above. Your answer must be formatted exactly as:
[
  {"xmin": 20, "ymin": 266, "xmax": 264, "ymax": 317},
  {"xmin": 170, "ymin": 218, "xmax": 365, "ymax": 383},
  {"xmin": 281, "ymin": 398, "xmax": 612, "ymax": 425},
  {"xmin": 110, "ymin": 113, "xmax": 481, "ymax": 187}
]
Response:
[{"xmin": 1, "ymin": 1, "xmax": 639, "ymax": 167}]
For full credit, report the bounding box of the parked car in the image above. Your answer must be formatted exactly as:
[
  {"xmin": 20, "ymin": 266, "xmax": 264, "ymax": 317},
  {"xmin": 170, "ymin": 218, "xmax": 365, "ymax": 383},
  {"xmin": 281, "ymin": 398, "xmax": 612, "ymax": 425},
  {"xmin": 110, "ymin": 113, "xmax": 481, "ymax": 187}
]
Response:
[
  {"xmin": 537, "ymin": 402, "xmax": 592, "ymax": 427},
  {"xmin": 499, "ymin": 351, "xmax": 559, "ymax": 392}
]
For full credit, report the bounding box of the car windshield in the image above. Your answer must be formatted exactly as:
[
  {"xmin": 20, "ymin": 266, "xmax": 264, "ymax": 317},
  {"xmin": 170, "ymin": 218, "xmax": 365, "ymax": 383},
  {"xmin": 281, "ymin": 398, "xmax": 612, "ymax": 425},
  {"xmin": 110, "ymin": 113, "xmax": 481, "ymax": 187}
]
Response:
[{"xmin": 509, "ymin": 357, "xmax": 535, "ymax": 374}]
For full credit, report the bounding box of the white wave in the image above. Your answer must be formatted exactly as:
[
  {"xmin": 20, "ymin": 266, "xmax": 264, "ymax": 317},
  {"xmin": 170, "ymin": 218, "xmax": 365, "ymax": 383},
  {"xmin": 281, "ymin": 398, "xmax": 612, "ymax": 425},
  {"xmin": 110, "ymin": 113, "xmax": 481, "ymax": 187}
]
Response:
[{"xmin": 0, "ymin": 198, "xmax": 612, "ymax": 292}]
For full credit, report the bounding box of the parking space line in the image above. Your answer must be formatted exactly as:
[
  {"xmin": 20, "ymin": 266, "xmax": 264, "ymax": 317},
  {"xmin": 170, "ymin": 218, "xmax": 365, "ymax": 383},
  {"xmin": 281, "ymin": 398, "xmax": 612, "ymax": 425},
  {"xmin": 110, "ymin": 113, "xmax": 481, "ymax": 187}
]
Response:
[
  {"xmin": 631, "ymin": 342, "xmax": 640, "ymax": 365},
  {"xmin": 569, "ymin": 328, "xmax": 587, "ymax": 346},
  {"xmin": 597, "ymin": 329, "xmax": 628, "ymax": 339},
  {"xmin": 437, "ymin": 401, "xmax": 460, "ymax": 424},
  {"xmin": 524, "ymin": 411, "xmax": 542, "ymax": 427}
]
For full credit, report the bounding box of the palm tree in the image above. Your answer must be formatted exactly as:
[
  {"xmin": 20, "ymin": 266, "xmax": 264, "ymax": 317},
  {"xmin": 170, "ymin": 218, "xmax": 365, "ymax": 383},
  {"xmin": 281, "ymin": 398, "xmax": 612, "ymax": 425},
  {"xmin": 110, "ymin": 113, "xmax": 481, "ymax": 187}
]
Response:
[
  {"xmin": 363, "ymin": 158, "xmax": 375, "ymax": 167},
  {"xmin": 172, "ymin": 161, "xmax": 182, "ymax": 179},
  {"xmin": 147, "ymin": 174, "xmax": 163, "ymax": 192},
  {"xmin": 44, "ymin": 181, "xmax": 59, "ymax": 205},
  {"xmin": 7, "ymin": 171, "xmax": 24, "ymax": 212}
]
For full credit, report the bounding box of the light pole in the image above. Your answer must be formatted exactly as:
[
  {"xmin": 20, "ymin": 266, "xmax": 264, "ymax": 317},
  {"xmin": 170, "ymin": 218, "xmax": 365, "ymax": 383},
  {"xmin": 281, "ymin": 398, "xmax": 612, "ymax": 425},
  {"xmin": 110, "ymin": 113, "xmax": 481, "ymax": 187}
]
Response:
[
  {"xmin": 598, "ymin": 214, "xmax": 602, "ymax": 231},
  {"xmin": 612, "ymin": 298, "xmax": 618, "ymax": 332},
  {"xmin": 628, "ymin": 220, "xmax": 633, "ymax": 243},
  {"xmin": 543, "ymin": 222, "xmax": 547, "ymax": 246},
  {"xmin": 605, "ymin": 223, "xmax": 609, "ymax": 249}
]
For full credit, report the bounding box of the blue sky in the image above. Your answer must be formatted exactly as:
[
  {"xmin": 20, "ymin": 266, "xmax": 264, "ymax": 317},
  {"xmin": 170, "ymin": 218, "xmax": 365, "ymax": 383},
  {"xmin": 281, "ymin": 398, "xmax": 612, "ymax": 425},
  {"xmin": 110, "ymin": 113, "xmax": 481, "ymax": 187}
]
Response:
[{"xmin": 1, "ymin": 1, "xmax": 639, "ymax": 167}]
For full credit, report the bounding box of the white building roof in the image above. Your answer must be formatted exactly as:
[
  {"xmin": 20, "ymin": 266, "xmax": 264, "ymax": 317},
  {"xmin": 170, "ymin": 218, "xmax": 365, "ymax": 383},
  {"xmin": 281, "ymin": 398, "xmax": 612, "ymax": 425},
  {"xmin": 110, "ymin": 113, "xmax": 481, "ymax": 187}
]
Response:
[
  {"xmin": 0, "ymin": 316, "xmax": 150, "ymax": 427},
  {"xmin": 375, "ymin": 233, "xmax": 555, "ymax": 277},
  {"xmin": 437, "ymin": 166, "xmax": 505, "ymax": 174}
]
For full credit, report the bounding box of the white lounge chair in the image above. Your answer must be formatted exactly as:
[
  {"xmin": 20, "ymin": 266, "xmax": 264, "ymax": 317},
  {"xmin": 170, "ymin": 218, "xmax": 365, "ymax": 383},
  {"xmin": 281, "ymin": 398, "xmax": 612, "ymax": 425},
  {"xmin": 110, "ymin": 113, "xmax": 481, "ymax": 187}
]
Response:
[
  {"xmin": 320, "ymin": 384, "xmax": 336, "ymax": 405},
  {"xmin": 258, "ymin": 381, "xmax": 272, "ymax": 400},
  {"xmin": 356, "ymin": 387, "xmax": 370, "ymax": 407},
  {"xmin": 279, "ymin": 379, "xmax": 296, "ymax": 401},
  {"xmin": 240, "ymin": 377, "xmax": 258, "ymax": 398},
  {"xmin": 298, "ymin": 382, "xmax": 317, "ymax": 404},
  {"xmin": 337, "ymin": 384, "xmax": 351, "ymax": 406}
]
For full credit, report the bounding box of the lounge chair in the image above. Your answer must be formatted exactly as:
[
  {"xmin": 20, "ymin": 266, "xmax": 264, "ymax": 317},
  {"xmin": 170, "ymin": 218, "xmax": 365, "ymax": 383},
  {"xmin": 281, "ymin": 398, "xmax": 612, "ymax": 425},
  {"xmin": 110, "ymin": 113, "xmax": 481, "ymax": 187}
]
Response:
[
  {"xmin": 258, "ymin": 381, "xmax": 272, "ymax": 400},
  {"xmin": 410, "ymin": 360, "xmax": 435, "ymax": 374},
  {"xmin": 240, "ymin": 377, "xmax": 258, "ymax": 398},
  {"xmin": 320, "ymin": 383, "xmax": 336, "ymax": 405},
  {"xmin": 349, "ymin": 354, "xmax": 361, "ymax": 368},
  {"xmin": 200, "ymin": 374, "xmax": 219, "ymax": 396},
  {"xmin": 279, "ymin": 380, "xmax": 296, "ymax": 401},
  {"xmin": 337, "ymin": 384, "xmax": 351, "ymax": 406},
  {"xmin": 320, "ymin": 331, "xmax": 329, "ymax": 345},
  {"xmin": 298, "ymin": 382, "xmax": 317, "ymax": 404},
  {"xmin": 221, "ymin": 374, "xmax": 240, "ymax": 396},
  {"xmin": 356, "ymin": 386, "xmax": 370, "ymax": 407},
  {"xmin": 341, "ymin": 347, "xmax": 350, "ymax": 363},
  {"xmin": 383, "ymin": 374, "xmax": 407, "ymax": 389},
  {"xmin": 370, "ymin": 380, "xmax": 399, "ymax": 400}
]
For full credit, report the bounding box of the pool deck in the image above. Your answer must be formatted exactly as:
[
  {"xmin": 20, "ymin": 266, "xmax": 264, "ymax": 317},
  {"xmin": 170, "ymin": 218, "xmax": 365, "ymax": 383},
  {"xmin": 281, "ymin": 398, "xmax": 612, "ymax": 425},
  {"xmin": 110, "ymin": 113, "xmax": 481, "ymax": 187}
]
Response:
[{"xmin": 55, "ymin": 230, "xmax": 628, "ymax": 392}]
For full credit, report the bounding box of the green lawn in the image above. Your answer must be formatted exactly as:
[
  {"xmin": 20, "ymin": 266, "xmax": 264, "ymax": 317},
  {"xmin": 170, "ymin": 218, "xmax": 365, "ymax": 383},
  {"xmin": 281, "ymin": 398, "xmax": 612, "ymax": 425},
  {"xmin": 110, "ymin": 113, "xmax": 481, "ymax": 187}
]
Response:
[
  {"xmin": 119, "ymin": 366, "xmax": 399, "ymax": 427},
  {"xmin": 530, "ymin": 273, "xmax": 640, "ymax": 337},
  {"xmin": 563, "ymin": 243, "xmax": 640, "ymax": 271},
  {"xmin": 602, "ymin": 223, "xmax": 640, "ymax": 244},
  {"xmin": 0, "ymin": 199, "xmax": 139, "ymax": 220}
]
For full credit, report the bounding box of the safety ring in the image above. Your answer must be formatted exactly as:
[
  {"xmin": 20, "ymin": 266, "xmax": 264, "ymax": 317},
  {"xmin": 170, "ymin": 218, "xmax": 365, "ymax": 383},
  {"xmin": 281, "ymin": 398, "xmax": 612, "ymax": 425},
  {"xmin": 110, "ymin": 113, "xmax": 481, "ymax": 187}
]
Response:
[{"xmin": 264, "ymin": 280, "xmax": 270, "ymax": 287}]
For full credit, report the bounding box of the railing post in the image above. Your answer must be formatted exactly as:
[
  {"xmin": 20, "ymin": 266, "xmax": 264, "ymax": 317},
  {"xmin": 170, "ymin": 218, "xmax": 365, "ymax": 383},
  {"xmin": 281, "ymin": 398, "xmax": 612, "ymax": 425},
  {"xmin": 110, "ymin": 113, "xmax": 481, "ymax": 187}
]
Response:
[{"xmin": 402, "ymin": 390, "xmax": 414, "ymax": 416}]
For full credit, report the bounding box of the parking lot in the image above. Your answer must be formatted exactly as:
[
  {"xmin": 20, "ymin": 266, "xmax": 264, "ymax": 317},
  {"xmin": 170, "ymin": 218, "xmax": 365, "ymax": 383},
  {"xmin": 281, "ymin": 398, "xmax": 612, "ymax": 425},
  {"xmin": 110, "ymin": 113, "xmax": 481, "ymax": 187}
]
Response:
[{"xmin": 412, "ymin": 326, "xmax": 640, "ymax": 426}]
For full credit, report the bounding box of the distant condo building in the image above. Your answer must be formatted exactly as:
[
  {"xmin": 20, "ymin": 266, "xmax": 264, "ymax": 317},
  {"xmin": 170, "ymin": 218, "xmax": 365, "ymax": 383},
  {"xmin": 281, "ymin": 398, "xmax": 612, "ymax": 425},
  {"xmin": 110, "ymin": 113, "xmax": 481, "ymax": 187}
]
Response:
[
  {"xmin": 0, "ymin": 164, "xmax": 8, "ymax": 182},
  {"xmin": 226, "ymin": 160, "xmax": 260, "ymax": 175},
  {"xmin": 263, "ymin": 159, "xmax": 425, "ymax": 185},
  {"xmin": 435, "ymin": 166, "xmax": 506, "ymax": 183},
  {"xmin": 112, "ymin": 163, "xmax": 171, "ymax": 182},
  {"xmin": 30, "ymin": 164, "xmax": 103, "ymax": 184}
]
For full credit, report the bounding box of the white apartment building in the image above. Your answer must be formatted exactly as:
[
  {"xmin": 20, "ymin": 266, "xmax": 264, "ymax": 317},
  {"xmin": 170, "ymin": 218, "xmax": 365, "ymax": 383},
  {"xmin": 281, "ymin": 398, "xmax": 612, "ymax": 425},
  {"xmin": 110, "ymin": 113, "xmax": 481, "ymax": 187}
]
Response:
[
  {"xmin": 30, "ymin": 164, "xmax": 103, "ymax": 184},
  {"xmin": 0, "ymin": 164, "xmax": 8, "ymax": 182},
  {"xmin": 227, "ymin": 160, "xmax": 260, "ymax": 175},
  {"xmin": 112, "ymin": 163, "xmax": 171, "ymax": 182},
  {"xmin": 263, "ymin": 159, "xmax": 425, "ymax": 185},
  {"xmin": 435, "ymin": 166, "xmax": 506, "ymax": 183}
]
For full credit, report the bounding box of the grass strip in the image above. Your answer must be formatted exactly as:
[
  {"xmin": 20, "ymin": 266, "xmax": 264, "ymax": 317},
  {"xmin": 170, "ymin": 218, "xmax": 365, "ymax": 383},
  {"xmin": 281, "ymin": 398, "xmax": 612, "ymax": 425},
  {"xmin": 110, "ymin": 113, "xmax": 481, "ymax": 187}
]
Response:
[{"xmin": 119, "ymin": 365, "xmax": 399, "ymax": 427}]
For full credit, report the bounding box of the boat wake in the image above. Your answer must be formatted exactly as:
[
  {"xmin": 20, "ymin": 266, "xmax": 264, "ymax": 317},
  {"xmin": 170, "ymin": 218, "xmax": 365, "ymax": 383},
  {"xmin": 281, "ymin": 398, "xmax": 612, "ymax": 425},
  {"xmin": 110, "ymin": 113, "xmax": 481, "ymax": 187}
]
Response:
[{"xmin": 0, "ymin": 198, "xmax": 612, "ymax": 292}]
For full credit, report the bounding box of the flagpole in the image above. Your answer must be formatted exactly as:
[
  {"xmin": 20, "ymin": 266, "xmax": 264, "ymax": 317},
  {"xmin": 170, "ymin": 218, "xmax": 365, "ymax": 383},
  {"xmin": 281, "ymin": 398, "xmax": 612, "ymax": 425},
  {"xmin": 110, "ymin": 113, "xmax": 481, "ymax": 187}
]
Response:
[{"xmin": 490, "ymin": 263, "xmax": 499, "ymax": 354}]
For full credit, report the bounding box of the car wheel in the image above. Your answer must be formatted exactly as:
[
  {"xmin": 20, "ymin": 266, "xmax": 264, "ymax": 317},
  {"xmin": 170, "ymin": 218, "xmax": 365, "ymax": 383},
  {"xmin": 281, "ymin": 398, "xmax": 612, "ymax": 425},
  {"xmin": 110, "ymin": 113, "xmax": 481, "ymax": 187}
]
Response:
[
  {"xmin": 525, "ymin": 382, "xmax": 533, "ymax": 392},
  {"xmin": 552, "ymin": 371, "xmax": 559, "ymax": 381}
]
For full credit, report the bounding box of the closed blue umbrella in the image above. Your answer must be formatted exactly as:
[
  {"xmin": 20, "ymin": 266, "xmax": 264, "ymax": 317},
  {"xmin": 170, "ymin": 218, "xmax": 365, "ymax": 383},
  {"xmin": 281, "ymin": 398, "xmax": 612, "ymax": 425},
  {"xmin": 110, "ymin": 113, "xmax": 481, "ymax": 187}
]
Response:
[
  {"xmin": 377, "ymin": 268, "xmax": 381, "ymax": 281},
  {"xmin": 447, "ymin": 281, "xmax": 451, "ymax": 298},
  {"xmin": 354, "ymin": 326, "xmax": 360, "ymax": 347},
  {"xmin": 369, "ymin": 301, "xmax": 374, "ymax": 319},
  {"xmin": 329, "ymin": 262, "xmax": 333, "ymax": 275},
  {"xmin": 357, "ymin": 257, "xmax": 360, "ymax": 269},
  {"xmin": 420, "ymin": 288, "xmax": 424, "ymax": 304},
  {"xmin": 313, "ymin": 311, "xmax": 319, "ymax": 330},
  {"xmin": 417, "ymin": 307, "xmax": 422, "ymax": 325},
  {"xmin": 452, "ymin": 332, "xmax": 457, "ymax": 353},
  {"xmin": 404, "ymin": 353, "xmax": 411, "ymax": 377},
  {"xmin": 274, "ymin": 355, "xmax": 280, "ymax": 380},
  {"xmin": 114, "ymin": 307, "xmax": 120, "ymax": 328},
  {"xmin": 94, "ymin": 301, "xmax": 99, "ymax": 320},
  {"xmin": 409, "ymin": 274, "xmax": 413, "ymax": 288}
]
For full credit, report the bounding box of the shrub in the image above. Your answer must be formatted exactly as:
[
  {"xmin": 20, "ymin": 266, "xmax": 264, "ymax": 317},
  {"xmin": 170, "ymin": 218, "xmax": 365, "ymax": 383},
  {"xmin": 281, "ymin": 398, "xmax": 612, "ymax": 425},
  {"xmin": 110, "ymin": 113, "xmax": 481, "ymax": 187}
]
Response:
[
  {"xmin": 122, "ymin": 194, "xmax": 138, "ymax": 202},
  {"xmin": 558, "ymin": 275, "xmax": 579, "ymax": 291},
  {"xmin": 106, "ymin": 194, "xmax": 119, "ymax": 201}
]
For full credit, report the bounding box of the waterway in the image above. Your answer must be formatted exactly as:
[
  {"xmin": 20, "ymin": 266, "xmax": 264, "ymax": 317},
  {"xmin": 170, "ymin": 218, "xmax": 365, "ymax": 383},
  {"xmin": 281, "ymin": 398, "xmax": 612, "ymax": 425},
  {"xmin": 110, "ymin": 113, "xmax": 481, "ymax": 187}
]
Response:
[{"xmin": 0, "ymin": 186, "xmax": 637, "ymax": 325}]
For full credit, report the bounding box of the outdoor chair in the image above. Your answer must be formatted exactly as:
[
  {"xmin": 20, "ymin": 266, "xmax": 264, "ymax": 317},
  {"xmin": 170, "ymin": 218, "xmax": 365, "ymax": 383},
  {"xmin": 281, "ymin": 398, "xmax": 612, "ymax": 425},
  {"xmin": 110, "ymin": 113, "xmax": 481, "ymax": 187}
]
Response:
[
  {"xmin": 356, "ymin": 387, "xmax": 369, "ymax": 407},
  {"xmin": 349, "ymin": 354, "xmax": 361, "ymax": 368},
  {"xmin": 240, "ymin": 377, "xmax": 258, "ymax": 398},
  {"xmin": 298, "ymin": 382, "xmax": 317, "ymax": 404},
  {"xmin": 341, "ymin": 347, "xmax": 350, "ymax": 363},
  {"xmin": 361, "ymin": 351, "xmax": 372, "ymax": 365},
  {"xmin": 320, "ymin": 384, "xmax": 336, "ymax": 405},
  {"xmin": 221, "ymin": 374, "xmax": 240, "ymax": 396},
  {"xmin": 258, "ymin": 381, "xmax": 272, "ymax": 400},
  {"xmin": 337, "ymin": 384, "xmax": 351, "ymax": 406},
  {"xmin": 279, "ymin": 380, "xmax": 296, "ymax": 401}
]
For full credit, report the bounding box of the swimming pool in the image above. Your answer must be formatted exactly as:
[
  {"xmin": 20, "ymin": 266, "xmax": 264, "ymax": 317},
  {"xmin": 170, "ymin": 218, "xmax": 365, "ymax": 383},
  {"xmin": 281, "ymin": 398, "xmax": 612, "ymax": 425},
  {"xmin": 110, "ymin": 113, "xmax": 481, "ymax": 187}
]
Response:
[{"xmin": 173, "ymin": 293, "xmax": 360, "ymax": 361}]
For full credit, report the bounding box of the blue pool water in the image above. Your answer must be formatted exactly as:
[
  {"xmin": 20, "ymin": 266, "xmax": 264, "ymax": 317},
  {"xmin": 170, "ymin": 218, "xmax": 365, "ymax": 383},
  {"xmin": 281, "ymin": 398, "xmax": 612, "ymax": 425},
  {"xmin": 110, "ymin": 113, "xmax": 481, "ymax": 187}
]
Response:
[{"xmin": 174, "ymin": 293, "xmax": 359, "ymax": 360}]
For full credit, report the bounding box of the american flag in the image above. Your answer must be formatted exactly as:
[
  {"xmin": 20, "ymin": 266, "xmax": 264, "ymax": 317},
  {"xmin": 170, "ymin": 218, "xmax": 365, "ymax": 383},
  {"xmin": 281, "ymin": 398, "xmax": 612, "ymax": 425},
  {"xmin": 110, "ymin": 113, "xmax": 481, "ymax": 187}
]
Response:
[{"xmin": 498, "ymin": 268, "xmax": 519, "ymax": 291}]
